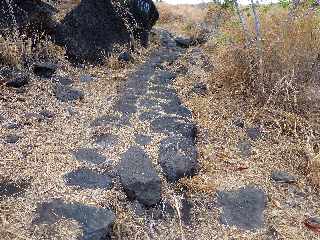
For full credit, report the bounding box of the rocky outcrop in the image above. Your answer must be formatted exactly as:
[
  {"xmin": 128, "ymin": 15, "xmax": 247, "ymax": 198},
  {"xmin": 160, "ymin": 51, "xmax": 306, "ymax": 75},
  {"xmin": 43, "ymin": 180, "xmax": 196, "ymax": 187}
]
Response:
[
  {"xmin": 0, "ymin": 0, "xmax": 58, "ymax": 36},
  {"xmin": 56, "ymin": 0, "xmax": 159, "ymax": 64}
]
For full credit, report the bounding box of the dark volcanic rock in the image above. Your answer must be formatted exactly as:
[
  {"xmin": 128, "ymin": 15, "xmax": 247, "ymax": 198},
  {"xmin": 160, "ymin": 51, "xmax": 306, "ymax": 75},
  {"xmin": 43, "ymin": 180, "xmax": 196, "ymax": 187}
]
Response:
[
  {"xmin": 119, "ymin": 146, "xmax": 161, "ymax": 207},
  {"xmin": 271, "ymin": 171, "xmax": 297, "ymax": 183},
  {"xmin": 6, "ymin": 74, "xmax": 29, "ymax": 88},
  {"xmin": 175, "ymin": 37, "xmax": 195, "ymax": 48},
  {"xmin": 64, "ymin": 168, "xmax": 113, "ymax": 190},
  {"xmin": 139, "ymin": 111, "xmax": 162, "ymax": 122},
  {"xmin": 54, "ymin": 85, "xmax": 84, "ymax": 102},
  {"xmin": 233, "ymin": 118, "xmax": 245, "ymax": 128},
  {"xmin": 0, "ymin": 0, "xmax": 58, "ymax": 36},
  {"xmin": 151, "ymin": 70, "xmax": 176, "ymax": 85},
  {"xmin": 161, "ymin": 101, "xmax": 192, "ymax": 119},
  {"xmin": 39, "ymin": 110, "xmax": 55, "ymax": 119},
  {"xmin": 191, "ymin": 82, "xmax": 208, "ymax": 96},
  {"xmin": 57, "ymin": 0, "xmax": 158, "ymax": 64},
  {"xmin": 181, "ymin": 196, "xmax": 193, "ymax": 226},
  {"xmin": 80, "ymin": 74, "xmax": 95, "ymax": 83},
  {"xmin": 134, "ymin": 134, "xmax": 152, "ymax": 145},
  {"xmin": 94, "ymin": 133, "xmax": 119, "ymax": 148},
  {"xmin": 246, "ymin": 127, "xmax": 262, "ymax": 141},
  {"xmin": 73, "ymin": 148, "xmax": 107, "ymax": 165},
  {"xmin": 91, "ymin": 114, "xmax": 130, "ymax": 127},
  {"xmin": 118, "ymin": 51, "xmax": 134, "ymax": 63},
  {"xmin": 151, "ymin": 116, "xmax": 197, "ymax": 141},
  {"xmin": 33, "ymin": 62, "xmax": 57, "ymax": 78},
  {"xmin": 55, "ymin": 76, "xmax": 73, "ymax": 86},
  {"xmin": 33, "ymin": 199, "xmax": 115, "ymax": 240},
  {"xmin": 217, "ymin": 186, "xmax": 267, "ymax": 230},
  {"xmin": 159, "ymin": 136, "xmax": 198, "ymax": 182},
  {"xmin": 237, "ymin": 140, "xmax": 252, "ymax": 158},
  {"xmin": 4, "ymin": 134, "xmax": 21, "ymax": 144},
  {"xmin": 0, "ymin": 179, "xmax": 30, "ymax": 199}
]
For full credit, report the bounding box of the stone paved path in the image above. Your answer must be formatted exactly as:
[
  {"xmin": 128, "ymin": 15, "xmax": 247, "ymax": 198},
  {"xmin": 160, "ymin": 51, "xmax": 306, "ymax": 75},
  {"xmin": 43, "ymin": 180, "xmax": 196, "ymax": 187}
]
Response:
[
  {"xmin": 0, "ymin": 29, "xmax": 200, "ymax": 240},
  {"xmin": 3, "ymin": 28, "xmax": 318, "ymax": 240}
]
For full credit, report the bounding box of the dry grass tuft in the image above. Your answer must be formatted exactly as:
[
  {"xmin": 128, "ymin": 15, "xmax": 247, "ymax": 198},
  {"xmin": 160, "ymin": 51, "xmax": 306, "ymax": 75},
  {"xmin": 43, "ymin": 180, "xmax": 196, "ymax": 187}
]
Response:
[
  {"xmin": 156, "ymin": 2, "xmax": 208, "ymax": 37},
  {"xmin": 309, "ymin": 154, "xmax": 320, "ymax": 188}
]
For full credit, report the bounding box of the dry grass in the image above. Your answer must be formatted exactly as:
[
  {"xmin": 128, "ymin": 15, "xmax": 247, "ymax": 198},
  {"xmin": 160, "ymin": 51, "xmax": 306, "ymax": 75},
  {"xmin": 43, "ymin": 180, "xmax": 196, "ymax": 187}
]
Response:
[
  {"xmin": 156, "ymin": 2, "xmax": 209, "ymax": 38},
  {"xmin": 200, "ymin": 4, "xmax": 320, "ymax": 188}
]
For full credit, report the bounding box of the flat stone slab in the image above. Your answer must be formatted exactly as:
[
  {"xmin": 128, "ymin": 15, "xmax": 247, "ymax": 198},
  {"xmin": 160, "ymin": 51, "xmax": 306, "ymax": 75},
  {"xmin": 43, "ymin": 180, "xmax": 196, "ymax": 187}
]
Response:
[
  {"xmin": 73, "ymin": 148, "xmax": 107, "ymax": 164},
  {"xmin": 33, "ymin": 62, "xmax": 57, "ymax": 78},
  {"xmin": 0, "ymin": 179, "xmax": 30, "ymax": 199},
  {"xmin": 161, "ymin": 101, "xmax": 192, "ymax": 119},
  {"xmin": 54, "ymin": 85, "xmax": 84, "ymax": 102},
  {"xmin": 113, "ymin": 100, "xmax": 137, "ymax": 116},
  {"xmin": 94, "ymin": 133, "xmax": 119, "ymax": 148},
  {"xmin": 139, "ymin": 111, "xmax": 162, "ymax": 122},
  {"xmin": 33, "ymin": 199, "xmax": 115, "ymax": 240},
  {"xmin": 4, "ymin": 134, "xmax": 21, "ymax": 144},
  {"xmin": 80, "ymin": 74, "xmax": 95, "ymax": 83},
  {"xmin": 64, "ymin": 168, "xmax": 113, "ymax": 189},
  {"xmin": 139, "ymin": 98, "xmax": 162, "ymax": 111},
  {"xmin": 246, "ymin": 127, "xmax": 262, "ymax": 141},
  {"xmin": 151, "ymin": 116, "xmax": 197, "ymax": 141},
  {"xmin": 151, "ymin": 70, "xmax": 176, "ymax": 85},
  {"xmin": 91, "ymin": 114, "xmax": 130, "ymax": 127},
  {"xmin": 237, "ymin": 140, "xmax": 252, "ymax": 158},
  {"xmin": 6, "ymin": 74, "xmax": 29, "ymax": 88},
  {"xmin": 55, "ymin": 76, "xmax": 73, "ymax": 86},
  {"xmin": 134, "ymin": 134, "xmax": 152, "ymax": 146},
  {"xmin": 217, "ymin": 186, "xmax": 267, "ymax": 230},
  {"xmin": 119, "ymin": 146, "xmax": 161, "ymax": 207},
  {"xmin": 271, "ymin": 171, "xmax": 297, "ymax": 183},
  {"xmin": 159, "ymin": 136, "xmax": 198, "ymax": 182}
]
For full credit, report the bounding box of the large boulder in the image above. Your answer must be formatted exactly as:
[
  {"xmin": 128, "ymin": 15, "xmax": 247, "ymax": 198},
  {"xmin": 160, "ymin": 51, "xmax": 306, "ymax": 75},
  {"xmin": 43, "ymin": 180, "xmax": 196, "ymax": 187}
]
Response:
[
  {"xmin": 0, "ymin": 0, "xmax": 58, "ymax": 36},
  {"xmin": 56, "ymin": 0, "xmax": 159, "ymax": 64}
]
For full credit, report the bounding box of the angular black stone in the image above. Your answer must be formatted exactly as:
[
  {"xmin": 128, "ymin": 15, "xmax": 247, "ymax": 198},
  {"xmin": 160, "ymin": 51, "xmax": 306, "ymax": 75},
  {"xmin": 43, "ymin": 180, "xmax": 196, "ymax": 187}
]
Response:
[
  {"xmin": 80, "ymin": 74, "xmax": 95, "ymax": 83},
  {"xmin": 64, "ymin": 168, "xmax": 113, "ymax": 190},
  {"xmin": 33, "ymin": 199, "xmax": 115, "ymax": 240},
  {"xmin": 6, "ymin": 74, "xmax": 29, "ymax": 88},
  {"xmin": 233, "ymin": 118, "xmax": 245, "ymax": 128},
  {"xmin": 0, "ymin": 179, "xmax": 29, "ymax": 199},
  {"xmin": 147, "ymin": 200, "xmax": 175, "ymax": 220},
  {"xmin": 217, "ymin": 186, "xmax": 267, "ymax": 230},
  {"xmin": 54, "ymin": 85, "xmax": 84, "ymax": 102},
  {"xmin": 181, "ymin": 196, "xmax": 193, "ymax": 226},
  {"xmin": 149, "ymin": 85, "xmax": 177, "ymax": 95},
  {"xmin": 151, "ymin": 70, "xmax": 176, "ymax": 85},
  {"xmin": 271, "ymin": 171, "xmax": 297, "ymax": 183},
  {"xmin": 113, "ymin": 99, "xmax": 137, "ymax": 115},
  {"xmin": 119, "ymin": 146, "xmax": 161, "ymax": 207},
  {"xmin": 237, "ymin": 140, "xmax": 252, "ymax": 158},
  {"xmin": 56, "ymin": 0, "xmax": 158, "ymax": 64},
  {"xmin": 94, "ymin": 133, "xmax": 119, "ymax": 148},
  {"xmin": 33, "ymin": 62, "xmax": 57, "ymax": 78},
  {"xmin": 134, "ymin": 134, "xmax": 152, "ymax": 146},
  {"xmin": 161, "ymin": 101, "xmax": 192, "ymax": 119},
  {"xmin": 91, "ymin": 114, "xmax": 130, "ymax": 127},
  {"xmin": 159, "ymin": 136, "xmax": 198, "ymax": 182},
  {"xmin": 246, "ymin": 127, "xmax": 262, "ymax": 141},
  {"xmin": 146, "ymin": 91, "xmax": 181, "ymax": 104},
  {"xmin": 151, "ymin": 116, "xmax": 197, "ymax": 141},
  {"xmin": 4, "ymin": 134, "xmax": 21, "ymax": 144},
  {"xmin": 39, "ymin": 110, "xmax": 55, "ymax": 119},
  {"xmin": 139, "ymin": 98, "xmax": 162, "ymax": 111},
  {"xmin": 118, "ymin": 52, "xmax": 134, "ymax": 62},
  {"xmin": 55, "ymin": 76, "xmax": 73, "ymax": 86},
  {"xmin": 73, "ymin": 148, "xmax": 106, "ymax": 164},
  {"xmin": 191, "ymin": 82, "xmax": 208, "ymax": 95},
  {"xmin": 175, "ymin": 37, "xmax": 195, "ymax": 48}
]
